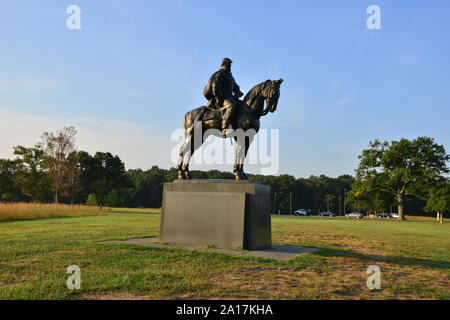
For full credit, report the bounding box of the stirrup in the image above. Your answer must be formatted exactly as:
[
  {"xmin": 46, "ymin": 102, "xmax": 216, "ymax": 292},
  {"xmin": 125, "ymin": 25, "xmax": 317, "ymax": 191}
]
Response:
[
  {"xmin": 221, "ymin": 128, "xmax": 227, "ymax": 137},
  {"xmin": 221, "ymin": 128, "xmax": 232, "ymax": 138}
]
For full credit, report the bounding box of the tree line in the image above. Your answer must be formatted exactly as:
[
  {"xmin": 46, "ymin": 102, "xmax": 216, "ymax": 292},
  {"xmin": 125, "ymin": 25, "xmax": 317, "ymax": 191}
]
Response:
[{"xmin": 0, "ymin": 127, "xmax": 449, "ymax": 219}]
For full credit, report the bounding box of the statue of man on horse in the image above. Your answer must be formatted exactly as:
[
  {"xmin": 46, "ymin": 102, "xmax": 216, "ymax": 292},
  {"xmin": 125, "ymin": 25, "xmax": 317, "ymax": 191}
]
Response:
[
  {"xmin": 203, "ymin": 58, "xmax": 244, "ymax": 137},
  {"xmin": 176, "ymin": 57, "xmax": 283, "ymax": 180}
]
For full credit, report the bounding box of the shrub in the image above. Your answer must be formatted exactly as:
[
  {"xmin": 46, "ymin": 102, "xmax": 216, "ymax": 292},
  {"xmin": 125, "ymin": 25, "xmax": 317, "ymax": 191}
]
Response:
[{"xmin": 86, "ymin": 193, "xmax": 98, "ymax": 206}]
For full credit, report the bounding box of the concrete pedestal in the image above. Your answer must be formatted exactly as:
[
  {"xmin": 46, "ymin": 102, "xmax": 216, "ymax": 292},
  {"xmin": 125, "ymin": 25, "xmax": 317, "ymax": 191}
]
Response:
[{"xmin": 160, "ymin": 179, "xmax": 271, "ymax": 250}]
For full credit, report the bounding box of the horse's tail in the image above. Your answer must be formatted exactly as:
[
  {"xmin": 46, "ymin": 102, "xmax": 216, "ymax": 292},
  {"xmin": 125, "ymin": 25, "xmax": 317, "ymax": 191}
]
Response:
[{"xmin": 183, "ymin": 112, "xmax": 188, "ymax": 131}]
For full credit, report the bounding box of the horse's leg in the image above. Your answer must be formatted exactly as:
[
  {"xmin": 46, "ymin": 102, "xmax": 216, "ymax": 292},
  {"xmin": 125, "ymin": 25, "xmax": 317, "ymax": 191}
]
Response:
[
  {"xmin": 233, "ymin": 137, "xmax": 245, "ymax": 180},
  {"xmin": 240, "ymin": 135, "xmax": 254, "ymax": 180},
  {"xmin": 234, "ymin": 134, "xmax": 253, "ymax": 180},
  {"xmin": 176, "ymin": 146, "xmax": 185, "ymax": 180},
  {"xmin": 176, "ymin": 129, "xmax": 193, "ymax": 180},
  {"xmin": 181, "ymin": 129, "xmax": 194, "ymax": 180},
  {"xmin": 177, "ymin": 113, "xmax": 193, "ymax": 180},
  {"xmin": 182, "ymin": 127, "xmax": 205, "ymax": 180}
]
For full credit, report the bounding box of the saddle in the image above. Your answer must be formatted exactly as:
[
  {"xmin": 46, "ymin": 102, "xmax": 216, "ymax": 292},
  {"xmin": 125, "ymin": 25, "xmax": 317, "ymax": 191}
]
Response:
[
  {"xmin": 201, "ymin": 101, "xmax": 253, "ymax": 134},
  {"xmin": 202, "ymin": 106, "xmax": 222, "ymax": 122},
  {"xmin": 202, "ymin": 99, "xmax": 247, "ymax": 122}
]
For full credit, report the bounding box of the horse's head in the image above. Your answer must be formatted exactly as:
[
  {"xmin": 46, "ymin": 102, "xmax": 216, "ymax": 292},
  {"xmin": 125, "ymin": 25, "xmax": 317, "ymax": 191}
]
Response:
[
  {"xmin": 243, "ymin": 78, "xmax": 283, "ymax": 118},
  {"xmin": 262, "ymin": 79, "xmax": 283, "ymax": 114}
]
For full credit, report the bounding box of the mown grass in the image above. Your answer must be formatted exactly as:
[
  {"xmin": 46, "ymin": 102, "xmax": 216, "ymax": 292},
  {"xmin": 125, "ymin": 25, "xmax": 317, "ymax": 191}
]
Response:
[
  {"xmin": 109, "ymin": 208, "xmax": 161, "ymax": 214},
  {"xmin": 0, "ymin": 211, "xmax": 448, "ymax": 300},
  {"xmin": 0, "ymin": 203, "xmax": 109, "ymax": 222}
]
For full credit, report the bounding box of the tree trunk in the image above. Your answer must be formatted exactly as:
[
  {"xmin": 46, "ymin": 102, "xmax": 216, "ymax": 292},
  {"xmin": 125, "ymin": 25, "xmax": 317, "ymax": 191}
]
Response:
[
  {"xmin": 55, "ymin": 189, "xmax": 59, "ymax": 204},
  {"xmin": 440, "ymin": 212, "xmax": 444, "ymax": 224},
  {"xmin": 397, "ymin": 192, "xmax": 406, "ymax": 220}
]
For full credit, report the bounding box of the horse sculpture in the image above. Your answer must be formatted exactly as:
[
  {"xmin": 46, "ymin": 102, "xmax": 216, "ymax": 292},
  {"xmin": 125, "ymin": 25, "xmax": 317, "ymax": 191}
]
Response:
[{"xmin": 176, "ymin": 79, "xmax": 283, "ymax": 180}]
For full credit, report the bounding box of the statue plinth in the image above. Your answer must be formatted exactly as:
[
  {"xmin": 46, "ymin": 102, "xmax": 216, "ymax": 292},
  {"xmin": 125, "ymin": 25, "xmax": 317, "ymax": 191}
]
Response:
[{"xmin": 160, "ymin": 179, "xmax": 272, "ymax": 250}]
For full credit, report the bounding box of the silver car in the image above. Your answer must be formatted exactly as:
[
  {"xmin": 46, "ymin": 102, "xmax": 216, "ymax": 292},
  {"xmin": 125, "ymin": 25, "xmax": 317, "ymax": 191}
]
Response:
[
  {"xmin": 294, "ymin": 209, "xmax": 307, "ymax": 216},
  {"xmin": 345, "ymin": 212, "xmax": 364, "ymax": 219}
]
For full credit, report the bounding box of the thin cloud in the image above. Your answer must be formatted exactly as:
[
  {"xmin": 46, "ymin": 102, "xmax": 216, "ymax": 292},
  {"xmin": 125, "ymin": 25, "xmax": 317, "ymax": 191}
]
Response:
[
  {"xmin": 0, "ymin": 107, "xmax": 170, "ymax": 170},
  {"xmin": 0, "ymin": 76, "xmax": 54, "ymax": 93}
]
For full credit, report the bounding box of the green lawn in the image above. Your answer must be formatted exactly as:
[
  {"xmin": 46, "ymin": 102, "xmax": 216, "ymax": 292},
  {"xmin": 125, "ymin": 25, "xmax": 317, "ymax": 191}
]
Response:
[{"xmin": 0, "ymin": 211, "xmax": 448, "ymax": 300}]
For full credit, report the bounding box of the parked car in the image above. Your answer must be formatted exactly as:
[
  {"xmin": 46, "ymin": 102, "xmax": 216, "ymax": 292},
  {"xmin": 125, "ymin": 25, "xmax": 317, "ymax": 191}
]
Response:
[
  {"xmin": 345, "ymin": 212, "xmax": 364, "ymax": 219},
  {"xmin": 319, "ymin": 211, "xmax": 336, "ymax": 217},
  {"xmin": 376, "ymin": 212, "xmax": 392, "ymax": 218},
  {"xmin": 294, "ymin": 209, "xmax": 308, "ymax": 216},
  {"xmin": 391, "ymin": 213, "xmax": 399, "ymax": 219}
]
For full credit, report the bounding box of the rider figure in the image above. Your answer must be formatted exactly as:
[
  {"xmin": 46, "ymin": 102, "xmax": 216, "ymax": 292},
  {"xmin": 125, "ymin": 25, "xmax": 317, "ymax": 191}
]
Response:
[{"xmin": 203, "ymin": 58, "xmax": 244, "ymax": 137}]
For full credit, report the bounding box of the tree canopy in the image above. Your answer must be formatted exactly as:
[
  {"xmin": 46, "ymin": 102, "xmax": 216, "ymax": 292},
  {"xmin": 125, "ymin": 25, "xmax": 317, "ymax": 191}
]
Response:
[
  {"xmin": 425, "ymin": 182, "xmax": 450, "ymax": 217},
  {"xmin": 355, "ymin": 137, "xmax": 449, "ymax": 220}
]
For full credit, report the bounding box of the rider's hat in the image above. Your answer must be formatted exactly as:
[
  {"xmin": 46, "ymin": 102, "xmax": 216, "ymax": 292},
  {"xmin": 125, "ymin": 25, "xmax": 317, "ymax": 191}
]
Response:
[{"xmin": 221, "ymin": 57, "xmax": 233, "ymax": 67}]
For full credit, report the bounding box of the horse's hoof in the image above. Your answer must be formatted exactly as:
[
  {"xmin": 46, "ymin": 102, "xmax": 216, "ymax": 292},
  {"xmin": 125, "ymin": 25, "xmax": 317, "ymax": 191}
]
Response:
[
  {"xmin": 177, "ymin": 171, "xmax": 186, "ymax": 180},
  {"xmin": 234, "ymin": 171, "xmax": 244, "ymax": 180},
  {"xmin": 184, "ymin": 171, "xmax": 193, "ymax": 180}
]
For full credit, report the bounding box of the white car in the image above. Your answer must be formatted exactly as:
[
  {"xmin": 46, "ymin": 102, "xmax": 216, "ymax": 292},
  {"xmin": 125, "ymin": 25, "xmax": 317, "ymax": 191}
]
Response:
[
  {"xmin": 345, "ymin": 212, "xmax": 364, "ymax": 219},
  {"xmin": 392, "ymin": 213, "xmax": 399, "ymax": 219},
  {"xmin": 294, "ymin": 209, "xmax": 308, "ymax": 216}
]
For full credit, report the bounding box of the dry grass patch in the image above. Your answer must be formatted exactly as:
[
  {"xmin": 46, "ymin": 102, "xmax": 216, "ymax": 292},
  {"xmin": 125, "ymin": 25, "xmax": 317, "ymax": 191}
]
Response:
[
  {"xmin": 0, "ymin": 203, "xmax": 109, "ymax": 222},
  {"xmin": 214, "ymin": 266, "xmax": 329, "ymax": 299}
]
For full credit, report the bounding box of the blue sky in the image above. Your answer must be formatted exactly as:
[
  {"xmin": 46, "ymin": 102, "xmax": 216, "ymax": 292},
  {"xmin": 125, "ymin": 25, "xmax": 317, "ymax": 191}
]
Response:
[{"xmin": 1, "ymin": 1, "xmax": 449, "ymax": 178}]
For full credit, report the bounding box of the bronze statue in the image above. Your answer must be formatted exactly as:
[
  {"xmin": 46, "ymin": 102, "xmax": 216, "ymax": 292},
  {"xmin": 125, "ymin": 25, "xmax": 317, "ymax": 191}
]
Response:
[
  {"xmin": 176, "ymin": 58, "xmax": 283, "ymax": 180},
  {"xmin": 203, "ymin": 58, "xmax": 244, "ymax": 137}
]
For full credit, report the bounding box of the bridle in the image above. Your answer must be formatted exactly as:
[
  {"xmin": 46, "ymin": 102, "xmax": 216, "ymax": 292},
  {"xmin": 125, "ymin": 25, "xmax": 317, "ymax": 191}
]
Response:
[{"xmin": 258, "ymin": 80, "xmax": 273, "ymax": 117}]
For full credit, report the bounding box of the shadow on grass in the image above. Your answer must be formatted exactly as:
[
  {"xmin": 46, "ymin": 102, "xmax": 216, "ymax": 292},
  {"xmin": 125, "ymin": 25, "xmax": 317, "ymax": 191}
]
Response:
[{"xmin": 313, "ymin": 247, "xmax": 450, "ymax": 270}]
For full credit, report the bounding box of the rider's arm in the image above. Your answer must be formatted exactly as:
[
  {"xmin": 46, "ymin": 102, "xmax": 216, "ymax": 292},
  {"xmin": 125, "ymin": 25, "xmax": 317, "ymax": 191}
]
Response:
[
  {"xmin": 212, "ymin": 72, "xmax": 224, "ymax": 104},
  {"xmin": 233, "ymin": 84, "xmax": 244, "ymax": 98}
]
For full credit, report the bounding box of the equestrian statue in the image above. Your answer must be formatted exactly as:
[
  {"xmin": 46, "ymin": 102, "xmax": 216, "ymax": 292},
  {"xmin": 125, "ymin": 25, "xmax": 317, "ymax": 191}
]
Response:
[{"xmin": 176, "ymin": 58, "xmax": 283, "ymax": 180}]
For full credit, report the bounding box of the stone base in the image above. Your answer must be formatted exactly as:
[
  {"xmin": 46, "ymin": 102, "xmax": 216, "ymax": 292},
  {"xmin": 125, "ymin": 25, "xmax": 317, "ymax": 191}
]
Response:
[
  {"xmin": 160, "ymin": 179, "xmax": 271, "ymax": 250},
  {"xmin": 109, "ymin": 237, "xmax": 319, "ymax": 261}
]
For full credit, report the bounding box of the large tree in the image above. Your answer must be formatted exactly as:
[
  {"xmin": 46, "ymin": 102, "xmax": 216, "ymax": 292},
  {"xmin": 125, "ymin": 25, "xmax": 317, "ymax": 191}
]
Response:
[
  {"xmin": 41, "ymin": 126, "xmax": 78, "ymax": 203},
  {"xmin": 355, "ymin": 137, "xmax": 449, "ymax": 220}
]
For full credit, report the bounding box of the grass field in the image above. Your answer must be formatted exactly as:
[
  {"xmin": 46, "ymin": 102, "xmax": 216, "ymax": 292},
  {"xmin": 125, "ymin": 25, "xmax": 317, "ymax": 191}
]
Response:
[{"xmin": 0, "ymin": 209, "xmax": 448, "ymax": 300}]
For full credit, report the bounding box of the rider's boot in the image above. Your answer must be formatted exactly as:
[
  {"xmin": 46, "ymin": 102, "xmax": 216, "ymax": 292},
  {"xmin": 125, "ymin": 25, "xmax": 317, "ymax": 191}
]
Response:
[{"xmin": 221, "ymin": 123, "xmax": 233, "ymax": 138}]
